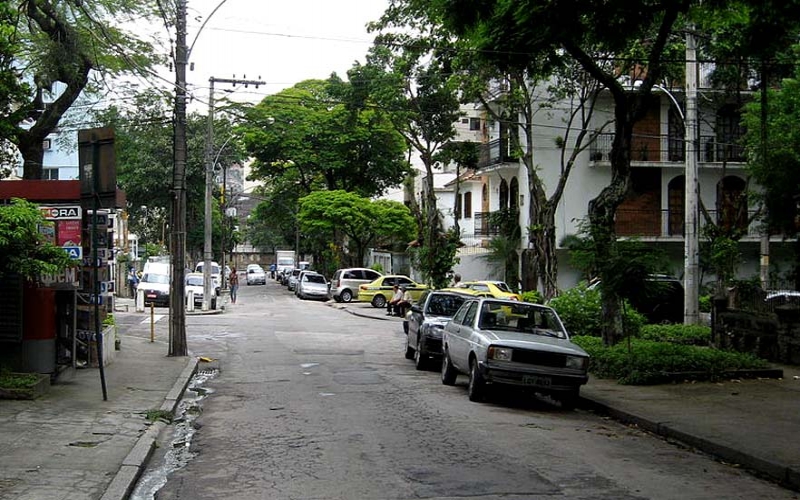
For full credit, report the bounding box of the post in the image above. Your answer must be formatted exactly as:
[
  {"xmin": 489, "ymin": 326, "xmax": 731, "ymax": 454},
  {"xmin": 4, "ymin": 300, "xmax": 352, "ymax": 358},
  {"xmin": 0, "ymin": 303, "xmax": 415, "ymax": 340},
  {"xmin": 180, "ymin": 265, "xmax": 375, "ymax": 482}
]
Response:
[
  {"xmin": 150, "ymin": 302, "xmax": 155, "ymax": 343},
  {"xmin": 684, "ymin": 27, "xmax": 700, "ymax": 325},
  {"xmin": 203, "ymin": 77, "xmax": 215, "ymax": 311},
  {"xmin": 90, "ymin": 137, "xmax": 108, "ymax": 401},
  {"xmin": 170, "ymin": 0, "xmax": 188, "ymax": 355},
  {"xmin": 221, "ymin": 162, "xmax": 227, "ymax": 289}
]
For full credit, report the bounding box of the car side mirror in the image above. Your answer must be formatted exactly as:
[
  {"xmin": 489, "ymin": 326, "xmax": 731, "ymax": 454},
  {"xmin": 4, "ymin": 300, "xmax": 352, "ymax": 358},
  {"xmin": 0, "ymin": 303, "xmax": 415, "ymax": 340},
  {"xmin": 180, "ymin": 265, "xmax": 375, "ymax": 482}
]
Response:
[{"xmin": 411, "ymin": 305, "xmax": 422, "ymax": 314}]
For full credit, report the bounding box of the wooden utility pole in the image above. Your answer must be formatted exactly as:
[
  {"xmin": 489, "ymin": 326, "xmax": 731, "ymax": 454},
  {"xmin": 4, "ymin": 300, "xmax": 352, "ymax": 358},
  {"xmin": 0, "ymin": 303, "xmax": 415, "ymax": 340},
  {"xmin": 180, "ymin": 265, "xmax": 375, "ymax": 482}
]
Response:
[{"xmin": 170, "ymin": 0, "xmax": 188, "ymax": 356}]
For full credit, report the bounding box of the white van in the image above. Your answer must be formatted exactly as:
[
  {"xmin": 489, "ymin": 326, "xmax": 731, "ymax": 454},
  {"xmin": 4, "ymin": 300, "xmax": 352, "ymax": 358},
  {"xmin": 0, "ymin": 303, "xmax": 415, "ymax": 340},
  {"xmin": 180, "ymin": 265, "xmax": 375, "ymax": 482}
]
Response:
[{"xmin": 139, "ymin": 261, "xmax": 171, "ymax": 306}]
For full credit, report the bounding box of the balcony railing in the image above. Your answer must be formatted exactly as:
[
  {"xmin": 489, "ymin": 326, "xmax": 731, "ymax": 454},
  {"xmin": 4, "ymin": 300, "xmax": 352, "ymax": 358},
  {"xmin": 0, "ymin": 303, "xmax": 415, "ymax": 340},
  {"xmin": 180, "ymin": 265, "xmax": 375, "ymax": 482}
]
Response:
[
  {"xmin": 589, "ymin": 133, "xmax": 746, "ymax": 164},
  {"xmin": 473, "ymin": 210, "xmax": 519, "ymax": 236},
  {"xmin": 477, "ymin": 138, "xmax": 515, "ymax": 168},
  {"xmin": 615, "ymin": 209, "xmax": 761, "ymax": 238}
]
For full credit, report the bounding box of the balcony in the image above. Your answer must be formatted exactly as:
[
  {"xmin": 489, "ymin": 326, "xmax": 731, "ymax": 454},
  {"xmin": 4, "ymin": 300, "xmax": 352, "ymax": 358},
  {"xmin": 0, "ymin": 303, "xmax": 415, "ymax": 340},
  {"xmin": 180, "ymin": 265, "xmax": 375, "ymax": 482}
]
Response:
[
  {"xmin": 477, "ymin": 138, "xmax": 515, "ymax": 168},
  {"xmin": 615, "ymin": 209, "xmax": 761, "ymax": 239},
  {"xmin": 473, "ymin": 209, "xmax": 519, "ymax": 236},
  {"xmin": 589, "ymin": 133, "xmax": 746, "ymax": 164}
]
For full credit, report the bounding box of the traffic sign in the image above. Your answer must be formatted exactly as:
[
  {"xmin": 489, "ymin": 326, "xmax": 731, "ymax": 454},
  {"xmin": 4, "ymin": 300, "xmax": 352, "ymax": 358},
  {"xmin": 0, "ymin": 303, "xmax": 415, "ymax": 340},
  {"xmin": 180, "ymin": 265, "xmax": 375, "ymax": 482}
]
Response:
[{"xmin": 64, "ymin": 246, "xmax": 82, "ymax": 259}]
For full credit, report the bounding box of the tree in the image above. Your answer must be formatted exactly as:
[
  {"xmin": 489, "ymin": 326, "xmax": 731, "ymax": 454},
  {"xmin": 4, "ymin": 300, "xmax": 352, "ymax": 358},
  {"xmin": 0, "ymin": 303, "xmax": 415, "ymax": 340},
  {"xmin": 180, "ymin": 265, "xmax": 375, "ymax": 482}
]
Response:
[
  {"xmin": 91, "ymin": 91, "xmax": 242, "ymax": 261},
  {"xmin": 0, "ymin": 2, "xmax": 30, "ymax": 175},
  {"xmin": 0, "ymin": 198, "xmax": 73, "ymax": 279},
  {"xmin": 297, "ymin": 190, "xmax": 416, "ymax": 267},
  {"xmin": 9, "ymin": 0, "xmax": 161, "ymax": 179},
  {"xmin": 239, "ymin": 78, "xmax": 410, "ymax": 198},
  {"xmin": 363, "ymin": 6, "xmax": 463, "ymax": 286},
  {"xmin": 742, "ymin": 64, "xmax": 800, "ymax": 285}
]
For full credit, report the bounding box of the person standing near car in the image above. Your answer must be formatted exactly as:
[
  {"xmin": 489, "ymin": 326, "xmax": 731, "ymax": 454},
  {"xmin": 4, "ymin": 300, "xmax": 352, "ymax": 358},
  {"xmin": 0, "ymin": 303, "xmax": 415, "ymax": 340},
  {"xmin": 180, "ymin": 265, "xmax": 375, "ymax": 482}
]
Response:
[
  {"xmin": 387, "ymin": 285, "xmax": 403, "ymax": 315},
  {"xmin": 127, "ymin": 267, "xmax": 139, "ymax": 298},
  {"xmin": 229, "ymin": 267, "xmax": 239, "ymax": 304}
]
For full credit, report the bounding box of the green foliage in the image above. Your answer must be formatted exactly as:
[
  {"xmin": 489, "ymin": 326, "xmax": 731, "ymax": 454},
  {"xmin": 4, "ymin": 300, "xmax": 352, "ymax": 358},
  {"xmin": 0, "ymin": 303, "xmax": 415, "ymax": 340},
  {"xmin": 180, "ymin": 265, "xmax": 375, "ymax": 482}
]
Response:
[
  {"xmin": 521, "ymin": 290, "xmax": 543, "ymax": 304},
  {"xmin": 144, "ymin": 409, "xmax": 173, "ymax": 423},
  {"xmin": 0, "ymin": 371, "xmax": 40, "ymax": 389},
  {"xmin": 298, "ymin": 190, "xmax": 415, "ymax": 266},
  {"xmin": 239, "ymin": 78, "xmax": 410, "ymax": 199},
  {"xmin": 699, "ymin": 294, "xmax": 712, "ymax": 313},
  {"xmin": 371, "ymin": 263, "xmax": 384, "ymax": 273},
  {"xmin": 412, "ymin": 228, "xmax": 461, "ymax": 289},
  {"xmin": 572, "ymin": 336, "xmax": 768, "ymax": 385},
  {"xmin": 0, "ymin": 199, "xmax": 74, "ymax": 280},
  {"xmin": 549, "ymin": 284, "xmax": 645, "ymax": 338},
  {"xmin": 638, "ymin": 324, "xmax": 711, "ymax": 345},
  {"xmin": 102, "ymin": 314, "xmax": 116, "ymax": 327}
]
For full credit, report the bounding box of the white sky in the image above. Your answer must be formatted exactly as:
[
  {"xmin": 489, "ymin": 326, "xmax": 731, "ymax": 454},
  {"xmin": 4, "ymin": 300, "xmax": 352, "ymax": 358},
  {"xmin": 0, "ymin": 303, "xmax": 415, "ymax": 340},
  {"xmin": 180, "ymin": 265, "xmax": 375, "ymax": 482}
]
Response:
[{"xmin": 169, "ymin": 0, "xmax": 390, "ymax": 111}]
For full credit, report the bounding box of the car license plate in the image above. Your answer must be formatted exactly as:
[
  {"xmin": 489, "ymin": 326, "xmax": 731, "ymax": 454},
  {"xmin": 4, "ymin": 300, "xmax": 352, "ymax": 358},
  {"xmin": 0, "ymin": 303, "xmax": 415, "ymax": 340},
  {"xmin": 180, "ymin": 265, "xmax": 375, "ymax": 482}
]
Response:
[
  {"xmin": 146, "ymin": 293, "xmax": 156, "ymax": 299},
  {"xmin": 523, "ymin": 375, "xmax": 551, "ymax": 387}
]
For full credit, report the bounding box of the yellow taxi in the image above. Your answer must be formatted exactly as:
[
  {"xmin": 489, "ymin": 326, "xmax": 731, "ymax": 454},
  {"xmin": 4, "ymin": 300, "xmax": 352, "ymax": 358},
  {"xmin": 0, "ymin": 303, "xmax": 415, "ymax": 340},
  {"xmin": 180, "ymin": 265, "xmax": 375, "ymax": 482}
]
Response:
[
  {"xmin": 357, "ymin": 275, "xmax": 430, "ymax": 308},
  {"xmin": 445, "ymin": 281, "xmax": 521, "ymax": 301}
]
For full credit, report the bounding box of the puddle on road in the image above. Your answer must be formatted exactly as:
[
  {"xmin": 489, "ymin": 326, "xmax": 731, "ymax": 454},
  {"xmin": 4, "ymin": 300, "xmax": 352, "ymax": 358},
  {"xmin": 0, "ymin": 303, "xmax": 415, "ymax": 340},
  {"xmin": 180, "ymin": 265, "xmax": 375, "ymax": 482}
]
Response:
[{"xmin": 130, "ymin": 369, "xmax": 218, "ymax": 500}]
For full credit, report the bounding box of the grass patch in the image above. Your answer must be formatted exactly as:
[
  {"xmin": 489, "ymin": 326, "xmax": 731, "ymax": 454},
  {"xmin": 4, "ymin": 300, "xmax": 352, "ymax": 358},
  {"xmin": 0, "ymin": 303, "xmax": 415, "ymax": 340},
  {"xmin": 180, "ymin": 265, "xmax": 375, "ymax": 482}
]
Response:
[
  {"xmin": 145, "ymin": 409, "xmax": 174, "ymax": 423},
  {"xmin": 572, "ymin": 336, "xmax": 769, "ymax": 385},
  {"xmin": 0, "ymin": 372, "xmax": 41, "ymax": 389},
  {"xmin": 638, "ymin": 324, "xmax": 712, "ymax": 345}
]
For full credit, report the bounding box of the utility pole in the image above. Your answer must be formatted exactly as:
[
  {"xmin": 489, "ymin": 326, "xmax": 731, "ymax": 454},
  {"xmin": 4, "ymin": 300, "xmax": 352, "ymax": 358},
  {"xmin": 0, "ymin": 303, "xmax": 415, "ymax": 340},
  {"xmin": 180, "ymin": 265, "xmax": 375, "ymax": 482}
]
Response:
[
  {"xmin": 204, "ymin": 75, "xmax": 263, "ymax": 309},
  {"xmin": 684, "ymin": 27, "xmax": 700, "ymax": 325},
  {"xmin": 170, "ymin": 0, "xmax": 188, "ymax": 355}
]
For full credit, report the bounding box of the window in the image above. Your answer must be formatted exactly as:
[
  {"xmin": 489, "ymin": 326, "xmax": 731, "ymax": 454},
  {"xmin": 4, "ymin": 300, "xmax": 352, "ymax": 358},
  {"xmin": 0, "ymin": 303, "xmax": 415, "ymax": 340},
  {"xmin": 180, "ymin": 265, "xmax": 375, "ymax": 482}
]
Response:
[
  {"xmin": 42, "ymin": 168, "xmax": 58, "ymax": 180},
  {"xmin": 42, "ymin": 139, "xmax": 52, "ymax": 150},
  {"xmin": 461, "ymin": 118, "xmax": 469, "ymax": 124},
  {"xmin": 469, "ymin": 117, "xmax": 481, "ymax": 131},
  {"xmin": 464, "ymin": 192, "xmax": 472, "ymax": 219},
  {"xmin": 364, "ymin": 270, "xmax": 381, "ymax": 281},
  {"xmin": 456, "ymin": 193, "xmax": 462, "ymax": 219}
]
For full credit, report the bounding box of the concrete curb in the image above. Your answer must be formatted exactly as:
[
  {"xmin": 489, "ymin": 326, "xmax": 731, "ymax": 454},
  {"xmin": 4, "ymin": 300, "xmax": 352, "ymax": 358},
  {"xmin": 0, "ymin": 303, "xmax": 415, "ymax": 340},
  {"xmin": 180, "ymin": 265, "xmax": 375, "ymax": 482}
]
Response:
[
  {"xmin": 100, "ymin": 356, "xmax": 200, "ymax": 500},
  {"xmin": 328, "ymin": 301, "xmax": 404, "ymax": 322},
  {"xmin": 579, "ymin": 395, "xmax": 800, "ymax": 492}
]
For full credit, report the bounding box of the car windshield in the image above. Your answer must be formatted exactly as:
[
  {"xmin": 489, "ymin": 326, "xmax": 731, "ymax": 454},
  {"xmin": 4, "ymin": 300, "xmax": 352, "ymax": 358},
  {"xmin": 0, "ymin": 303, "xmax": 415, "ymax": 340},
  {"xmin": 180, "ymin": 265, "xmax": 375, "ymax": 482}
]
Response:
[
  {"xmin": 478, "ymin": 301, "xmax": 566, "ymax": 339},
  {"xmin": 277, "ymin": 258, "xmax": 293, "ymax": 266},
  {"xmin": 186, "ymin": 276, "xmax": 203, "ymax": 286},
  {"xmin": 143, "ymin": 273, "xmax": 169, "ymax": 284},
  {"xmin": 305, "ymin": 274, "xmax": 326, "ymax": 284},
  {"xmin": 425, "ymin": 294, "xmax": 467, "ymax": 317},
  {"xmin": 493, "ymin": 282, "xmax": 512, "ymax": 293}
]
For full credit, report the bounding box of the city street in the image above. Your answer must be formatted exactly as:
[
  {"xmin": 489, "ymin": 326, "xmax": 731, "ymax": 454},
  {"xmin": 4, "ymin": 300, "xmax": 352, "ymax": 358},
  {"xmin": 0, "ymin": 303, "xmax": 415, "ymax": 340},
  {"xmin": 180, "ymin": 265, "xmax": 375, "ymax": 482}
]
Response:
[{"xmin": 121, "ymin": 281, "xmax": 794, "ymax": 500}]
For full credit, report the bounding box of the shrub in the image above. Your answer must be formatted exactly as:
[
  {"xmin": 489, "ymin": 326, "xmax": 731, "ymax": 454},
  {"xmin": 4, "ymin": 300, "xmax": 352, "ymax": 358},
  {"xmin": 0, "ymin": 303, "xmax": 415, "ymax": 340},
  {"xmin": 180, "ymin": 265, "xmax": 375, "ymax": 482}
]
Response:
[
  {"xmin": 638, "ymin": 324, "xmax": 711, "ymax": 345},
  {"xmin": 521, "ymin": 290, "xmax": 543, "ymax": 304},
  {"xmin": 572, "ymin": 336, "xmax": 768, "ymax": 385},
  {"xmin": 699, "ymin": 294, "xmax": 712, "ymax": 313},
  {"xmin": 549, "ymin": 284, "xmax": 645, "ymax": 338}
]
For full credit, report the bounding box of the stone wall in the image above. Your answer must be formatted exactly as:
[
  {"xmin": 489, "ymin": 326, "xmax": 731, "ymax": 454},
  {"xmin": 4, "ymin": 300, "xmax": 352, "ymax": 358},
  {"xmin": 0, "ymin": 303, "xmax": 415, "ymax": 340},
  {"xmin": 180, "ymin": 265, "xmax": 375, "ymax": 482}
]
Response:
[{"xmin": 714, "ymin": 302, "xmax": 800, "ymax": 364}]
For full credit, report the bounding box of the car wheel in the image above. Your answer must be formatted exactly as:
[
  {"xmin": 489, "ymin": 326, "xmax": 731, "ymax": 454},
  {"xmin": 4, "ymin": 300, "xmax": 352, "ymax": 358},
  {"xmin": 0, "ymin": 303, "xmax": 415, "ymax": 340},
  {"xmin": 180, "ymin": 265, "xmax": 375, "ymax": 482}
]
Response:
[
  {"xmin": 441, "ymin": 349, "xmax": 457, "ymax": 386},
  {"xmin": 371, "ymin": 295, "xmax": 387, "ymax": 308},
  {"xmin": 404, "ymin": 337, "xmax": 414, "ymax": 360},
  {"xmin": 340, "ymin": 289, "xmax": 353, "ymax": 303},
  {"xmin": 468, "ymin": 358, "xmax": 486, "ymax": 402},
  {"xmin": 558, "ymin": 388, "xmax": 580, "ymax": 410},
  {"xmin": 414, "ymin": 336, "xmax": 427, "ymax": 371},
  {"xmin": 334, "ymin": 295, "xmax": 342, "ymax": 303}
]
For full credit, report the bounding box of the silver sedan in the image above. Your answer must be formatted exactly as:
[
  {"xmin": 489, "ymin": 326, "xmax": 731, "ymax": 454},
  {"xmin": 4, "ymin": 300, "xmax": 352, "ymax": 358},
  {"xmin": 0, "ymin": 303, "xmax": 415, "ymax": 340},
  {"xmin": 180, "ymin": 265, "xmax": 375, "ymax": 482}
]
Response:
[{"xmin": 441, "ymin": 297, "xmax": 589, "ymax": 408}]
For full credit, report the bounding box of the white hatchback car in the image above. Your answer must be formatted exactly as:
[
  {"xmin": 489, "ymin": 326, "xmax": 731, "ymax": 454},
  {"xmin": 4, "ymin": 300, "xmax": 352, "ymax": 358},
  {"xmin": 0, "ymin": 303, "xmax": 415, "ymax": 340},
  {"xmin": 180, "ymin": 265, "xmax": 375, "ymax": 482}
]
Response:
[{"xmin": 246, "ymin": 264, "xmax": 266, "ymax": 285}]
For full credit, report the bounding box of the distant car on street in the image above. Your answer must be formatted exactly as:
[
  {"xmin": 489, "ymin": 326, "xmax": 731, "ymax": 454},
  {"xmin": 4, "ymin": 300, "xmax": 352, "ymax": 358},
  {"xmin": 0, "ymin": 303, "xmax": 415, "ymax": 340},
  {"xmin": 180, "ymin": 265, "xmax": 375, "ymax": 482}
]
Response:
[
  {"xmin": 404, "ymin": 291, "xmax": 469, "ymax": 370},
  {"xmin": 185, "ymin": 272, "xmax": 216, "ymax": 309},
  {"xmin": 357, "ymin": 275, "xmax": 430, "ymax": 308},
  {"xmin": 329, "ymin": 267, "xmax": 383, "ymax": 303},
  {"xmin": 441, "ymin": 297, "xmax": 589, "ymax": 408},
  {"xmin": 246, "ymin": 264, "xmax": 266, "ymax": 285}
]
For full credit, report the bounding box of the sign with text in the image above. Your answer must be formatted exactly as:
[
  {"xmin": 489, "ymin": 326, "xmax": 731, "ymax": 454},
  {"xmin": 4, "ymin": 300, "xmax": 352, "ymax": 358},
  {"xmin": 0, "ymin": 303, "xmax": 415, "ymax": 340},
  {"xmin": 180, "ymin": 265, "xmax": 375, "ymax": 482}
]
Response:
[{"xmin": 41, "ymin": 205, "xmax": 81, "ymax": 221}]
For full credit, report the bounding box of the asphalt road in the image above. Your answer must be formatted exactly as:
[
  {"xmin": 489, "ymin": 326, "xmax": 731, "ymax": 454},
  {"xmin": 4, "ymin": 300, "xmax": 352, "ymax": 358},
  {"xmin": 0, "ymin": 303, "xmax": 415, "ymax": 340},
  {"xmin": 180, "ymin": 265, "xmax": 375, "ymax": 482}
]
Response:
[{"xmin": 126, "ymin": 281, "xmax": 794, "ymax": 500}]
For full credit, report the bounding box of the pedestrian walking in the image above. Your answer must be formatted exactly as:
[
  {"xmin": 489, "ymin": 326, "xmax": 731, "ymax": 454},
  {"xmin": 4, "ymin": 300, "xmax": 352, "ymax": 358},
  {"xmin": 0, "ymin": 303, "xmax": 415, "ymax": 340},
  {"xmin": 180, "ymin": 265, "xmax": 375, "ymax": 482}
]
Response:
[
  {"xmin": 229, "ymin": 267, "xmax": 239, "ymax": 304},
  {"xmin": 127, "ymin": 267, "xmax": 139, "ymax": 297}
]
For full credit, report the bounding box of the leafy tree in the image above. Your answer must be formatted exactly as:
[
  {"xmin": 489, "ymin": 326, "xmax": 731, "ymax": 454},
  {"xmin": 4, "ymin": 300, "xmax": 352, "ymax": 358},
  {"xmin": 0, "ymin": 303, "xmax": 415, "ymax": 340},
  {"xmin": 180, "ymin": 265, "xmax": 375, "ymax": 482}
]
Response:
[
  {"xmin": 363, "ymin": 7, "xmax": 463, "ymax": 287},
  {"xmin": 297, "ymin": 190, "xmax": 416, "ymax": 267},
  {"xmin": 90, "ymin": 91, "xmax": 242, "ymax": 261},
  {"xmin": 742, "ymin": 61, "xmax": 800, "ymax": 286},
  {"xmin": 0, "ymin": 3, "xmax": 29, "ymax": 175},
  {"xmin": 9, "ymin": 0, "xmax": 161, "ymax": 179},
  {"xmin": 0, "ymin": 198, "xmax": 73, "ymax": 279},
  {"xmin": 239, "ymin": 77, "xmax": 409, "ymax": 198}
]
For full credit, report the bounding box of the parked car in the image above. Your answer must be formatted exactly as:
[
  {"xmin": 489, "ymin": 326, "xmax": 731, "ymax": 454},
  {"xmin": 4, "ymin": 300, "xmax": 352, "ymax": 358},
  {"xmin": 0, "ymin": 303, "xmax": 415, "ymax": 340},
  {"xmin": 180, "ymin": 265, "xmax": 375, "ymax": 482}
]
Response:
[
  {"xmin": 446, "ymin": 281, "xmax": 522, "ymax": 301},
  {"xmin": 294, "ymin": 269, "xmax": 314, "ymax": 296},
  {"xmin": 185, "ymin": 272, "xmax": 216, "ymax": 309},
  {"xmin": 139, "ymin": 261, "xmax": 171, "ymax": 307},
  {"xmin": 404, "ymin": 291, "xmax": 469, "ymax": 370},
  {"xmin": 329, "ymin": 267, "xmax": 383, "ymax": 303},
  {"xmin": 287, "ymin": 268, "xmax": 303, "ymax": 291},
  {"xmin": 246, "ymin": 264, "xmax": 266, "ymax": 285},
  {"xmin": 297, "ymin": 272, "xmax": 329, "ymax": 300},
  {"xmin": 194, "ymin": 261, "xmax": 222, "ymax": 295},
  {"xmin": 357, "ymin": 275, "xmax": 430, "ymax": 308},
  {"xmin": 441, "ymin": 297, "xmax": 589, "ymax": 408}
]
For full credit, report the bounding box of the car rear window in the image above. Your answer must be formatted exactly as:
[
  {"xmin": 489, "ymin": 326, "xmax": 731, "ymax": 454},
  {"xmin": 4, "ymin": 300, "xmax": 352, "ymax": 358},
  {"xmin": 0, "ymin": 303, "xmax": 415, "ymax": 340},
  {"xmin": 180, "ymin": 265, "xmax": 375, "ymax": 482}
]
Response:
[{"xmin": 306, "ymin": 274, "xmax": 326, "ymax": 284}]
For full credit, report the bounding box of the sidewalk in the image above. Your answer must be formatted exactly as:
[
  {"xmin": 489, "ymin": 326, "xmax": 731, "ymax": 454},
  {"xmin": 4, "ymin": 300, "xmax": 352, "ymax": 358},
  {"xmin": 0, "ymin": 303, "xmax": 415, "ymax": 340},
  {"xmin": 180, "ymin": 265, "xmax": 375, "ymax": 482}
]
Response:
[
  {"xmin": 0, "ymin": 308, "xmax": 197, "ymax": 500},
  {"xmin": 335, "ymin": 299, "xmax": 800, "ymax": 492}
]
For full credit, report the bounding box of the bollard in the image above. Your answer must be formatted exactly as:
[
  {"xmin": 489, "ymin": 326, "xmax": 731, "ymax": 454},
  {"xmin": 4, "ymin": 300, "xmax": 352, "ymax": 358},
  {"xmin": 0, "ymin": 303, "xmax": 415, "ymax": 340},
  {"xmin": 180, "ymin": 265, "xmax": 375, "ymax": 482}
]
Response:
[
  {"xmin": 150, "ymin": 302, "xmax": 155, "ymax": 343},
  {"xmin": 136, "ymin": 288, "xmax": 145, "ymax": 312},
  {"xmin": 187, "ymin": 290, "xmax": 195, "ymax": 312}
]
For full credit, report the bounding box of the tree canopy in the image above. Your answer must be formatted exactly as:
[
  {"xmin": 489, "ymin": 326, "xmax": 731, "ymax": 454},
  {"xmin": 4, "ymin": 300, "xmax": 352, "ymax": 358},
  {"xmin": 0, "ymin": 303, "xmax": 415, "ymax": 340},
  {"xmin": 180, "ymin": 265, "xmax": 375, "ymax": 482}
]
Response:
[
  {"xmin": 6, "ymin": 0, "xmax": 162, "ymax": 179},
  {"xmin": 0, "ymin": 198, "xmax": 73, "ymax": 279}
]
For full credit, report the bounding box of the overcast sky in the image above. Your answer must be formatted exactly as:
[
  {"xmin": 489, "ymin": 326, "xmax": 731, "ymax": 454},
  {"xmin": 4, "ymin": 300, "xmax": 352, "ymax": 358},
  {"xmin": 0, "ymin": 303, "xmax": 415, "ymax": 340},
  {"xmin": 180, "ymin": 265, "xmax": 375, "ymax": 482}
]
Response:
[{"xmin": 168, "ymin": 0, "xmax": 389, "ymax": 111}]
